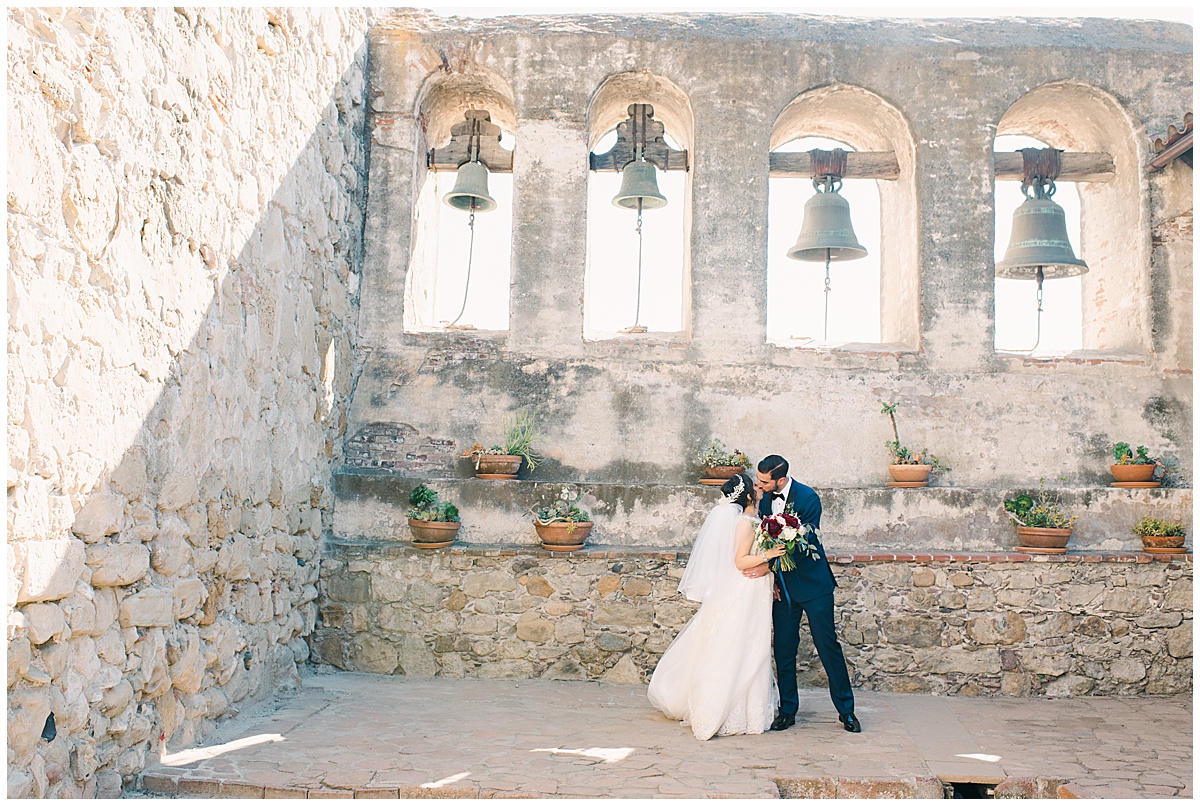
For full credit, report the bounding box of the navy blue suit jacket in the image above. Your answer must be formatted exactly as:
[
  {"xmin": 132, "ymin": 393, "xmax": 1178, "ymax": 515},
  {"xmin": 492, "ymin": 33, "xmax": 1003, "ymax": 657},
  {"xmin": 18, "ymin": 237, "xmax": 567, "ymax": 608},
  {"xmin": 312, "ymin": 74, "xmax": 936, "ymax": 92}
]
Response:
[{"xmin": 758, "ymin": 478, "xmax": 836, "ymax": 603}]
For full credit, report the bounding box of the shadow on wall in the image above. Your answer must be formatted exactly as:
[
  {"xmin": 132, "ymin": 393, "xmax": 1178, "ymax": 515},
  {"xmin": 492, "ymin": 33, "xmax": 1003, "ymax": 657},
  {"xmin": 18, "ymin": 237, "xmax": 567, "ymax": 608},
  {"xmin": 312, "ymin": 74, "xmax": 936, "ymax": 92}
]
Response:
[{"xmin": 7, "ymin": 7, "xmax": 370, "ymax": 798}]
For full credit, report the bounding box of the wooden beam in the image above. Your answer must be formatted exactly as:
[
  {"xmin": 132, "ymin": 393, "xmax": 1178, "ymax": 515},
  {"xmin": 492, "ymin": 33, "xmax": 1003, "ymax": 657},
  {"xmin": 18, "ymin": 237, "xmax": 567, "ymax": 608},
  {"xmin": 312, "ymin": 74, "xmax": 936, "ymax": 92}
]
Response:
[
  {"xmin": 769, "ymin": 151, "xmax": 899, "ymax": 180},
  {"xmin": 768, "ymin": 151, "xmax": 1115, "ymax": 182},
  {"xmin": 993, "ymin": 151, "xmax": 1115, "ymax": 183}
]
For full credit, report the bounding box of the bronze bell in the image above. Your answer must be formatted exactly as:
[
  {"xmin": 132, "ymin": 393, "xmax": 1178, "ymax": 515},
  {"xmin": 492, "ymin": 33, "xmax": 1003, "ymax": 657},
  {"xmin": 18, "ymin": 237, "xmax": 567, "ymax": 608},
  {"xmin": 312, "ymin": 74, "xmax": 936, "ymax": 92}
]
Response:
[
  {"xmin": 787, "ymin": 185, "xmax": 868, "ymax": 262},
  {"xmin": 996, "ymin": 195, "xmax": 1087, "ymax": 279},
  {"xmin": 612, "ymin": 156, "xmax": 667, "ymax": 210},
  {"xmin": 443, "ymin": 160, "xmax": 497, "ymax": 213}
]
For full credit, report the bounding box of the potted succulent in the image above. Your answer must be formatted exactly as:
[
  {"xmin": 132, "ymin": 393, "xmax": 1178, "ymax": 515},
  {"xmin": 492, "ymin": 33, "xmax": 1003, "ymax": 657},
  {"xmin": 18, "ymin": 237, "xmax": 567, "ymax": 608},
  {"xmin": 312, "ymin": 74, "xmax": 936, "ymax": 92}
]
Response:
[
  {"xmin": 531, "ymin": 485, "xmax": 592, "ymax": 551},
  {"xmin": 1003, "ymin": 485, "xmax": 1078, "ymax": 554},
  {"xmin": 1109, "ymin": 442, "xmax": 1161, "ymax": 487},
  {"xmin": 462, "ymin": 409, "xmax": 543, "ymax": 479},
  {"xmin": 406, "ymin": 483, "xmax": 461, "ymax": 549},
  {"xmin": 1133, "ymin": 516, "xmax": 1188, "ymax": 554},
  {"xmin": 694, "ymin": 439, "xmax": 751, "ymax": 486},
  {"xmin": 881, "ymin": 402, "xmax": 948, "ymax": 487}
]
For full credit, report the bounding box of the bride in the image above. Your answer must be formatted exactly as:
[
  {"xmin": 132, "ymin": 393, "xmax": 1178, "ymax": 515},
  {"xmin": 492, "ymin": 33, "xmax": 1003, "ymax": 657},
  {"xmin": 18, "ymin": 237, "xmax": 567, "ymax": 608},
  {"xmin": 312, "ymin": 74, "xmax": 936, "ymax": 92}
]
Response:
[{"xmin": 648, "ymin": 472, "xmax": 785, "ymax": 740}]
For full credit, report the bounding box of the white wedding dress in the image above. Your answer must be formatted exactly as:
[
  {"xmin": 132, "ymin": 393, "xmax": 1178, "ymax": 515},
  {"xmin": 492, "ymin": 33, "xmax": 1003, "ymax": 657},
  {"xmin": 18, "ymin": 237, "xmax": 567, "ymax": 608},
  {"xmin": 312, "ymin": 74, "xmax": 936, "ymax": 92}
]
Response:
[{"xmin": 648, "ymin": 504, "xmax": 779, "ymax": 740}]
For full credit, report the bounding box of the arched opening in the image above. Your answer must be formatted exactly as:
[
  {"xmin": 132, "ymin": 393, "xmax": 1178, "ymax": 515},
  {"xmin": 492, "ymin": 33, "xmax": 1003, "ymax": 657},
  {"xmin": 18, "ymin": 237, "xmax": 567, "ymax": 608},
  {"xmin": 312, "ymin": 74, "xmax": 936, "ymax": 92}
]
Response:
[
  {"xmin": 405, "ymin": 69, "xmax": 518, "ymax": 333},
  {"xmin": 994, "ymin": 81, "xmax": 1149, "ymax": 354},
  {"xmin": 584, "ymin": 72, "xmax": 694, "ymax": 339},
  {"xmin": 993, "ymin": 134, "xmax": 1083, "ymax": 354},
  {"xmin": 769, "ymin": 85, "xmax": 919, "ymax": 349}
]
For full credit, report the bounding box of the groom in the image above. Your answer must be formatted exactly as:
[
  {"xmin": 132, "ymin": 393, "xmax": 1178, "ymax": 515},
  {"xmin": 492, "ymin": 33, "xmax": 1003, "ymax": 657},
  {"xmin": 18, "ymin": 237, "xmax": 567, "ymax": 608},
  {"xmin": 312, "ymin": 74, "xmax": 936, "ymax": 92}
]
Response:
[{"xmin": 745, "ymin": 455, "xmax": 861, "ymax": 733}]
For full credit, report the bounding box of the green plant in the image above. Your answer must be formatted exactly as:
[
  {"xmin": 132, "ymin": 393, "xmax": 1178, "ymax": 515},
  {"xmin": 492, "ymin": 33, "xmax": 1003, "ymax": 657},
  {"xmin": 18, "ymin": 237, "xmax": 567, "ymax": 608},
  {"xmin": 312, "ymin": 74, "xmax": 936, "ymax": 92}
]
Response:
[
  {"xmin": 1110, "ymin": 441, "xmax": 1181, "ymax": 485},
  {"xmin": 1003, "ymin": 484, "xmax": 1077, "ymax": 530},
  {"xmin": 461, "ymin": 409, "xmax": 545, "ymax": 471},
  {"xmin": 881, "ymin": 402, "xmax": 949, "ymax": 476},
  {"xmin": 694, "ymin": 439, "xmax": 750, "ymax": 469},
  {"xmin": 406, "ymin": 484, "xmax": 461, "ymax": 523},
  {"xmin": 1133, "ymin": 516, "xmax": 1186, "ymax": 538},
  {"xmin": 532, "ymin": 485, "xmax": 591, "ymax": 530},
  {"xmin": 502, "ymin": 409, "xmax": 543, "ymax": 469},
  {"xmin": 1112, "ymin": 442, "xmax": 1154, "ymax": 465}
]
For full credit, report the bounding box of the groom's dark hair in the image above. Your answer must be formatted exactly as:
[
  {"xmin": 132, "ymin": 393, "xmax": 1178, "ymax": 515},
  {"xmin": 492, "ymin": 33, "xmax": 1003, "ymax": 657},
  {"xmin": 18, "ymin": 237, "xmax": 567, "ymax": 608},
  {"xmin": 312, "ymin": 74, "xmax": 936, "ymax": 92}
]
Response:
[{"xmin": 758, "ymin": 455, "xmax": 789, "ymax": 481}]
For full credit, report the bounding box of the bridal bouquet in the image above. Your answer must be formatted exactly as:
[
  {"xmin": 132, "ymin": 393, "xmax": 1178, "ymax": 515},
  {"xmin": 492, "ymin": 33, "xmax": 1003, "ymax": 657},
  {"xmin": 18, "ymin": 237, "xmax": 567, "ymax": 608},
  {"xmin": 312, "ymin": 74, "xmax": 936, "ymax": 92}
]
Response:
[{"xmin": 754, "ymin": 512, "xmax": 821, "ymax": 572}]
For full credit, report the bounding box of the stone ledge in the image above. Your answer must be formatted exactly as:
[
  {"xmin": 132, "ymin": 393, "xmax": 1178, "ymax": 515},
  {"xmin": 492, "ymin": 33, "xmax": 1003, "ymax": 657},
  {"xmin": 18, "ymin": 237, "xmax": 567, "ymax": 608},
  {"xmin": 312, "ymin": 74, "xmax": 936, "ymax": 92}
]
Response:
[{"xmin": 325, "ymin": 539, "xmax": 1191, "ymax": 564}]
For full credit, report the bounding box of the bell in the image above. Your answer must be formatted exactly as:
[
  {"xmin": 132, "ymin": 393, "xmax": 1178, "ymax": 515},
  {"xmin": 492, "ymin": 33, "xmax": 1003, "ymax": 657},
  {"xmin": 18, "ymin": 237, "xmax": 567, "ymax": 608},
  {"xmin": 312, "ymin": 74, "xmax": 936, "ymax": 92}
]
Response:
[
  {"xmin": 996, "ymin": 196, "xmax": 1088, "ymax": 279},
  {"xmin": 443, "ymin": 160, "xmax": 497, "ymax": 213},
  {"xmin": 612, "ymin": 157, "xmax": 667, "ymax": 210},
  {"xmin": 786, "ymin": 188, "xmax": 868, "ymax": 262}
]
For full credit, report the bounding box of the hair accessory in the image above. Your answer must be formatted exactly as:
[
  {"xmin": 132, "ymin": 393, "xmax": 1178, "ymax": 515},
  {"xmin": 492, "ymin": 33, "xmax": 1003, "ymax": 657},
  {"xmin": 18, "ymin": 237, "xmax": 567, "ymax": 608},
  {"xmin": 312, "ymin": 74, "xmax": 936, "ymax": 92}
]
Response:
[{"xmin": 722, "ymin": 474, "xmax": 746, "ymax": 504}]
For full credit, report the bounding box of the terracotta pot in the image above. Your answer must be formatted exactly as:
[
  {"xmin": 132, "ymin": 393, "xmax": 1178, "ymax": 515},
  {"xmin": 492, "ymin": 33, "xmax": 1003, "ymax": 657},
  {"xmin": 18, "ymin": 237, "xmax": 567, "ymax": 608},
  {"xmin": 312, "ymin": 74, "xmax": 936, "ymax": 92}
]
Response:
[
  {"xmin": 888, "ymin": 464, "xmax": 932, "ymax": 484},
  {"xmin": 1015, "ymin": 525, "xmax": 1072, "ymax": 550},
  {"xmin": 407, "ymin": 518, "xmax": 460, "ymax": 549},
  {"xmin": 1140, "ymin": 533, "xmax": 1186, "ymax": 550},
  {"xmin": 701, "ymin": 465, "xmax": 745, "ymax": 480},
  {"xmin": 533, "ymin": 520, "xmax": 592, "ymax": 551},
  {"xmin": 474, "ymin": 454, "xmax": 523, "ymax": 478},
  {"xmin": 1110, "ymin": 464, "xmax": 1156, "ymax": 483}
]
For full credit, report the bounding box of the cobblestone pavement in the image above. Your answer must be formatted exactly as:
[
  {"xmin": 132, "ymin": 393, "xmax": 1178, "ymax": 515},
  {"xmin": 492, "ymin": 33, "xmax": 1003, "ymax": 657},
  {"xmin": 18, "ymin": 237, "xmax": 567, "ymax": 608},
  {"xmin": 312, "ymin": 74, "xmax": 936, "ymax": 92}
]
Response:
[{"xmin": 137, "ymin": 669, "xmax": 1192, "ymax": 799}]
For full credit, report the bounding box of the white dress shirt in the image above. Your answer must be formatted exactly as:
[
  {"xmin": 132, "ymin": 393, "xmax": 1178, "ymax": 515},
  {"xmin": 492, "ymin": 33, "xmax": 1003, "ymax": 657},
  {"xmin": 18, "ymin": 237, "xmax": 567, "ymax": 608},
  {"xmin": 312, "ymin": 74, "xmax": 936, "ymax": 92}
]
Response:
[{"xmin": 770, "ymin": 477, "xmax": 793, "ymax": 514}]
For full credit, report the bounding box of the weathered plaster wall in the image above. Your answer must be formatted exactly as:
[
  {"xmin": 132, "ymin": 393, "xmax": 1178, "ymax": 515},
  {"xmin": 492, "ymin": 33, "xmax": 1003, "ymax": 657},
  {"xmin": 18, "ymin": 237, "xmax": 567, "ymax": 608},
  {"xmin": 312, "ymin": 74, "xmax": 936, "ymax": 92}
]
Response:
[
  {"xmin": 7, "ymin": 8, "xmax": 371, "ymax": 798},
  {"xmin": 317, "ymin": 544, "xmax": 1192, "ymax": 697},
  {"xmin": 350, "ymin": 12, "xmax": 1192, "ymax": 504}
]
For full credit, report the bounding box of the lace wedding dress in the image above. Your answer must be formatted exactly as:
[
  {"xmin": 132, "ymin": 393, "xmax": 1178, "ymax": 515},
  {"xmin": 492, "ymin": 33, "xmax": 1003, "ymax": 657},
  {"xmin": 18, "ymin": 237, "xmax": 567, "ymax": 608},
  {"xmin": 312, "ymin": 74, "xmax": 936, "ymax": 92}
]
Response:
[{"xmin": 648, "ymin": 504, "xmax": 779, "ymax": 740}]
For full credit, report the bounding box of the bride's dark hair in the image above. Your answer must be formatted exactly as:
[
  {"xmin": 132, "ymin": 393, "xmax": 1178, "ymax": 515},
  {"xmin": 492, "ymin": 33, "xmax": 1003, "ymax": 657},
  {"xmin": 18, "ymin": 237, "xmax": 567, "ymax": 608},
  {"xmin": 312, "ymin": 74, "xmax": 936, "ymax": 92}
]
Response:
[{"xmin": 721, "ymin": 473, "xmax": 755, "ymax": 509}]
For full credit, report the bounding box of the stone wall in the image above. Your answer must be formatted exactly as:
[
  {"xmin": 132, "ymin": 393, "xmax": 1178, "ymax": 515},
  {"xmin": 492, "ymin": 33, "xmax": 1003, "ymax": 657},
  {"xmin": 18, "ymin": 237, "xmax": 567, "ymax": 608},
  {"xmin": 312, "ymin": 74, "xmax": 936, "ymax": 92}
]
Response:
[
  {"xmin": 352, "ymin": 12, "xmax": 1193, "ymax": 497},
  {"xmin": 316, "ymin": 543, "xmax": 1192, "ymax": 697},
  {"xmin": 7, "ymin": 8, "xmax": 372, "ymax": 798}
]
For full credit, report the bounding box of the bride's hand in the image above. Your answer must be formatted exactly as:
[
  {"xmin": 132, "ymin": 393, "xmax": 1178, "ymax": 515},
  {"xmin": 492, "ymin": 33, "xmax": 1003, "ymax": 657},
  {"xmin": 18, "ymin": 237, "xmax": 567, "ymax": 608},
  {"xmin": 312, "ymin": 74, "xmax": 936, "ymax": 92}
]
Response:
[{"xmin": 762, "ymin": 546, "xmax": 786, "ymax": 561}]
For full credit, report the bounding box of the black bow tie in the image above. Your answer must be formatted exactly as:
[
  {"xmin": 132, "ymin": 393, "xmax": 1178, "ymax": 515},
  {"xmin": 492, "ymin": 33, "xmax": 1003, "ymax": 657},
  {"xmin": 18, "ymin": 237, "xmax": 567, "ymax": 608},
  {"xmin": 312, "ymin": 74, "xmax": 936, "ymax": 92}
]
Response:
[{"xmin": 767, "ymin": 492, "xmax": 784, "ymax": 501}]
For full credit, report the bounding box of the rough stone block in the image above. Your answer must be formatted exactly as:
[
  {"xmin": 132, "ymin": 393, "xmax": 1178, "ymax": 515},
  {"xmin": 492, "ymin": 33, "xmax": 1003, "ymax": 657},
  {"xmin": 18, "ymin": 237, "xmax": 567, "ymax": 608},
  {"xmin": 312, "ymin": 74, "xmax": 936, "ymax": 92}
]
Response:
[
  {"xmin": 14, "ymin": 539, "xmax": 86, "ymax": 604},
  {"xmin": 20, "ymin": 601, "xmax": 67, "ymax": 644},
  {"xmin": 350, "ymin": 634, "xmax": 399, "ymax": 674},
  {"xmin": 883, "ymin": 616, "xmax": 942, "ymax": 647},
  {"xmin": 515, "ymin": 612, "xmax": 554, "ymax": 643},
  {"xmin": 1167, "ymin": 623, "xmax": 1192, "ymax": 658},
  {"xmin": 119, "ymin": 588, "xmax": 174, "ymax": 628},
  {"xmin": 71, "ymin": 491, "xmax": 125, "ymax": 539},
  {"xmin": 173, "ymin": 577, "xmax": 207, "ymax": 620},
  {"xmin": 966, "ymin": 612, "xmax": 1027, "ymax": 645},
  {"xmin": 86, "ymin": 542, "xmax": 150, "ymax": 587},
  {"xmin": 775, "ymin": 777, "xmax": 837, "ymax": 798},
  {"xmin": 7, "ymin": 687, "xmax": 51, "ymax": 756}
]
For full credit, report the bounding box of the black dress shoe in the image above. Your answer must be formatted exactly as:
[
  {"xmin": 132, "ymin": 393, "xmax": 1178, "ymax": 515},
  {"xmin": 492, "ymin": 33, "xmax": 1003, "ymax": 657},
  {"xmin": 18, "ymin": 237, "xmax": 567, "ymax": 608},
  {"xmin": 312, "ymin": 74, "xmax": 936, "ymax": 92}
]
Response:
[
  {"xmin": 839, "ymin": 713, "xmax": 862, "ymax": 733},
  {"xmin": 769, "ymin": 712, "xmax": 796, "ymax": 731}
]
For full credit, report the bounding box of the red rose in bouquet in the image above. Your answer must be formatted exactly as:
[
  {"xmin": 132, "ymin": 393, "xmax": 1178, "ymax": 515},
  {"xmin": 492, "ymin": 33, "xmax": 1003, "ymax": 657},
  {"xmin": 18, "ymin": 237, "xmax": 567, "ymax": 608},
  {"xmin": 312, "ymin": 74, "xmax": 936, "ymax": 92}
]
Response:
[{"xmin": 753, "ymin": 512, "xmax": 820, "ymax": 572}]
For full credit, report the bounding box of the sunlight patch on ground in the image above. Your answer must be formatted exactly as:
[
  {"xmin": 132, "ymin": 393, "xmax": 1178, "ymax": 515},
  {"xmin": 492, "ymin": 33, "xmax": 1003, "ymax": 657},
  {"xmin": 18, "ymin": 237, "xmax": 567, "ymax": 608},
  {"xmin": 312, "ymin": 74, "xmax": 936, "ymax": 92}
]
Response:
[
  {"xmin": 531, "ymin": 746, "xmax": 635, "ymax": 763},
  {"xmin": 957, "ymin": 753, "xmax": 1003, "ymax": 763},
  {"xmin": 421, "ymin": 771, "xmax": 471, "ymax": 788},
  {"xmin": 160, "ymin": 734, "xmax": 285, "ymax": 766}
]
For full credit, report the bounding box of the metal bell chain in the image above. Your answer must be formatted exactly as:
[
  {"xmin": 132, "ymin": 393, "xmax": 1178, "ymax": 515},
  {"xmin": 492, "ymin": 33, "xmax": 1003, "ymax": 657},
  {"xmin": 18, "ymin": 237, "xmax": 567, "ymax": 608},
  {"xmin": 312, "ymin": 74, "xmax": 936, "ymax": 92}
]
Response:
[{"xmin": 447, "ymin": 204, "xmax": 477, "ymax": 327}]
